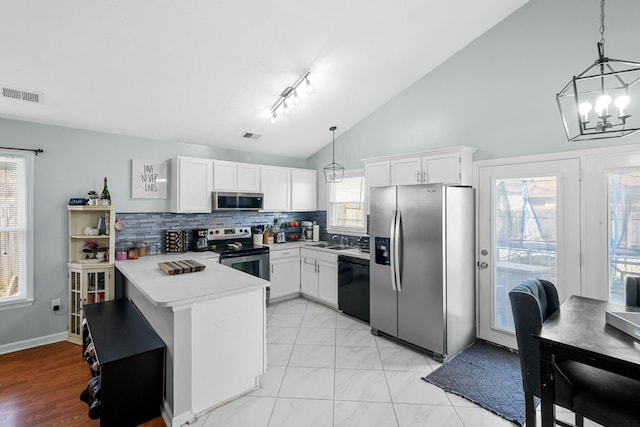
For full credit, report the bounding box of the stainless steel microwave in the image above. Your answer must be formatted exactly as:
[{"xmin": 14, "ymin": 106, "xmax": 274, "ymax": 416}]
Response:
[{"xmin": 212, "ymin": 192, "xmax": 264, "ymax": 211}]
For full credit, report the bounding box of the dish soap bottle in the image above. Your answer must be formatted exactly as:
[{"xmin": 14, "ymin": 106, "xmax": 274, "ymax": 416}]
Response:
[{"xmin": 100, "ymin": 177, "xmax": 111, "ymax": 205}]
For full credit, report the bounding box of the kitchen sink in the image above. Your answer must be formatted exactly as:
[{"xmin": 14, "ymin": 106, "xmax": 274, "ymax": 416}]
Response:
[{"xmin": 307, "ymin": 243, "xmax": 350, "ymax": 250}]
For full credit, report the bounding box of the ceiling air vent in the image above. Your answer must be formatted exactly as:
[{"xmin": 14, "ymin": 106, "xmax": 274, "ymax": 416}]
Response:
[
  {"xmin": 2, "ymin": 85, "xmax": 43, "ymax": 103},
  {"xmin": 242, "ymin": 132, "xmax": 262, "ymax": 140}
]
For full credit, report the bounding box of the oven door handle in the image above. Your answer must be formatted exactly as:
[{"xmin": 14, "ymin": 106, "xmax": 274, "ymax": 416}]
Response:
[{"xmin": 219, "ymin": 250, "xmax": 269, "ymax": 261}]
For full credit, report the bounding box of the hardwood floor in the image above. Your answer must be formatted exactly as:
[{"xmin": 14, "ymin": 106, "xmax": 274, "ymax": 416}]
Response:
[{"xmin": 0, "ymin": 341, "xmax": 165, "ymax": 427}]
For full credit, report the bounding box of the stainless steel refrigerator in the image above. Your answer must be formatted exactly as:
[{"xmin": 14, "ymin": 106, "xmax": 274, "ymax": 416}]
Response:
[{"xmin": 370, "ymin": 184, "xmax": 475, "ymax": 362}]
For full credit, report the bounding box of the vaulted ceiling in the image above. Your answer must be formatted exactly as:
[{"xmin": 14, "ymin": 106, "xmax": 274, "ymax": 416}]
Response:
[{"xmin": 0, "ymin": 0, "xmax": 529, "ymax": 159}]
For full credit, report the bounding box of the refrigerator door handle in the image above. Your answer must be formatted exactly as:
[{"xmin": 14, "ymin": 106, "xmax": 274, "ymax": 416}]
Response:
[
  {"xmin": 389, "ymin": 210, "xmax": 397, "ymax": 291},
  {"xmin": 394, "ymin": 210, "xmax": 402, "ymax": 292}
]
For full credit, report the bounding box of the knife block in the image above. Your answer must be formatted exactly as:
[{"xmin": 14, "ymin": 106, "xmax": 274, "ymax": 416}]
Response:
[{"xmin": 165, "ymin": 229, "xmax": 187, "ymax": 253}]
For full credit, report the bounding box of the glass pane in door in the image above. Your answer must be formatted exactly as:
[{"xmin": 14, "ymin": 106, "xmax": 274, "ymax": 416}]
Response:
[
  {"xmin": 493, "ymin": 177, "xmax": 558, "ymax": 332},
  {"xmin": 608, "ymin": 172, "xmax": 640, "ymax": 303}
]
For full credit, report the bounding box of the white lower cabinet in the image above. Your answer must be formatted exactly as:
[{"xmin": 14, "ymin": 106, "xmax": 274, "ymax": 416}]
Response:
[
  {"xmin": 318, "ymin": 252, "xmax": 338, "ymax": 306},
  {"xmin": 270, "ymin": 248, "xmax": 300, "ymax": 300},
  {"xmin": 300, "ymin": 248, "xmax": 338, "ymax": 307},
  {"xmin": 301, "ymin": 249, "xmax": 319, "ymax": 296}
]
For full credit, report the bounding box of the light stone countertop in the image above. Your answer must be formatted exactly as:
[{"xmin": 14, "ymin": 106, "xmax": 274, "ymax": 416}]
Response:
[
  {"xmin": 116, "ymin": 253, "xmax": 268, "ymax": 308},
  {"xmin": 263, "ymin": 240, "xmax": 370, "ymax": 260}
]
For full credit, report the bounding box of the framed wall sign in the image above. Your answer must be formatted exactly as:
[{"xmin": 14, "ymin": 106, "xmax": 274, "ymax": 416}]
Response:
[{"xmin": 131, "ymin": 159, "xmax": 167, "ymax": 199}]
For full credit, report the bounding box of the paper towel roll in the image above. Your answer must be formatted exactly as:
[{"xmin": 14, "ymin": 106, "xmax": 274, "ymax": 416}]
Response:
[{"xmin": 312, "ymin": 224, "xmax": 319, "ymax": 241}]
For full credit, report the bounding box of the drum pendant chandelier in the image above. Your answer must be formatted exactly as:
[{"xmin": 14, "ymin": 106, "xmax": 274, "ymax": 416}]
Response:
[
  {"xmin": 323, "ymin": 126, "xmax": 344, "ymax": 183},
  {"xmin": 556, "ymin": 0, "xmax": 640, "ymax": 141}
]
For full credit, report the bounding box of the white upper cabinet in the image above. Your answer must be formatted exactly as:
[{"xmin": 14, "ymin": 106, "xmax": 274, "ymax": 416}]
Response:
[
  {"xmin": 170, "ymin": 158, "xmax": 316, "ymax": 213},
  {"xmin": 213, "ymin": 160, "xmax": 260, "ymax": 193},
  {"xmin": 363, "ymin": 146, "xmax": 476, "ymax": 213},
  {"xmin": 170, "ymin": 156, "xmax": 213, "ymax": 213},
  {"xmin": 236, "ymin": 163, "xmax": 260, "ymax": 192},
  {"xmin": 391, "ymin": 157, "xmax": 422, "ymax": 185},
  {"xmin": 291, "ymin": 168, "xmax": 317, "ymax": 211},
  {"xmin": 389, "ymin": 148, "xmax": 475, "ymax": 186},
  {"xmin": 364, "ymin": 161, "xmax": 391, "ymax": 214},
  {"xmin": 212, "ymin": 160, "xmax": 236, "ymax": 191},
  {"xmin": 260, "ymin": 166, "xmax": 291, "ymax": 211},
  {"xmin": 423, "ymin": 155, "xmax": 463, "ymax": 184}
]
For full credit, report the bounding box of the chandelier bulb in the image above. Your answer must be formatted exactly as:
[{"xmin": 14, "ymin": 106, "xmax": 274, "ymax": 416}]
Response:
[
  {"xmin": 283, "ymin": 102, "xmax": 291, "ymax": 116},
  {"xmin": 271, "ymin": 111, "xmax": 277, "ymax": 124},
  {"xmin": 596, "ymin": 94, "xmax": 612, "ymax": 107},
  {"xmin": 614, "ymin": 95, "xmax": 631, "ymax": 116},
  {"xmin": 579, "ymin": 102, "xmax": 592, "ymax": 121}
]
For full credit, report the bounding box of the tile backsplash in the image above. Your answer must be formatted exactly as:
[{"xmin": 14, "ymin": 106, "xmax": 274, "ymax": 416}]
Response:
[{"xmin": 115, "ymin": 211, "xmax": 328, "ymax": 252}]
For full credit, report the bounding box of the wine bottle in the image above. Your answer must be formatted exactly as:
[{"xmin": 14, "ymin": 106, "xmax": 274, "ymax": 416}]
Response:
[{"xmin": 100, "ymin": 177, "xmax": 110, "ymax": 203}]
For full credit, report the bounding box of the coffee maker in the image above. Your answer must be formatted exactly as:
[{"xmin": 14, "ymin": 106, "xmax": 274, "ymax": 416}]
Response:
[{"xmin": 192, "ymin": 229, "xmax": 209, "ymax": 252}]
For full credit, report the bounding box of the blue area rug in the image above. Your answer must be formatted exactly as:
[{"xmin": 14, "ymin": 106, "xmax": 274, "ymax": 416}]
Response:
[{"xmin": 423, "ymin": 340, "xmax": 529, "ymax": 426}]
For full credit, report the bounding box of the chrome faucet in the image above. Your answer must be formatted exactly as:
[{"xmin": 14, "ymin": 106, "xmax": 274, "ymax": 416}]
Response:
[{"xmin": 332, "ymin": 235, "xmax": 345, "ymax": 246}]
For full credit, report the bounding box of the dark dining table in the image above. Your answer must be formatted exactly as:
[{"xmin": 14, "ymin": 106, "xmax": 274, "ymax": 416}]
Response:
[{"xmin": 534, "ymin": 295, "xmax": 640, "ymax": 427}]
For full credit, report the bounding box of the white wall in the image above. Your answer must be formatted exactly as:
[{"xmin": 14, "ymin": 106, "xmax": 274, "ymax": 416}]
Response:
[
  {"xmin": 0, "ymin": 118, "xmax": 305, "ymax": 346},
  {"xmin": 309, "ymin": 0, "xmax": 640, "ymax": 209}
]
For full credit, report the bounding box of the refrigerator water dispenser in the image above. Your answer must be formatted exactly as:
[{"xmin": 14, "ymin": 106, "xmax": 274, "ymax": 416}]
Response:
[{"xmin": 374, "ymin": 237, "xmax": 390, "ymax": 265}]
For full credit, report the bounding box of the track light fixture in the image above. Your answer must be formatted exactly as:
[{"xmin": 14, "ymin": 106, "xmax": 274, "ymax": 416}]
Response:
[{"xmin": 270, "ymin": 71, "xmax": 314, "ymax": 124}]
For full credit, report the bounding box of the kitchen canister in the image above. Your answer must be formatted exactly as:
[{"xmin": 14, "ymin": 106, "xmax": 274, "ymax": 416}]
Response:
[
  {"xmin": 165, "ymin": 229, "xmax": 187, "ymax": 253},
  {"xmin": 252, "ymin": 233, "xmax": 263, "ymax": 246},
  {"xmin": 115, "ymin": 243, "xmax": 128, "ymax": 261}
]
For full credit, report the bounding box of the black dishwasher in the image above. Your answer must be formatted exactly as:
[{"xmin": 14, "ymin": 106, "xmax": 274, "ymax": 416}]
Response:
[{"xmin": 338, "ymin": 255, "xmax": 370, "ymax": 323}]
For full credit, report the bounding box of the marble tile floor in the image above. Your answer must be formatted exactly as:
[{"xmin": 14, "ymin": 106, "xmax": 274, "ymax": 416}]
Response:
[{"xmin": 186, "ymin": 297, "xmax": 602, "ymax": 427}]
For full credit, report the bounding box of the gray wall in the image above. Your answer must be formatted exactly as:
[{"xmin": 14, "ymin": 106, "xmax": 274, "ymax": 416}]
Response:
[
  {"xmin": 0, "ymin": 118, "xmax": 305, "ymax": 346},
  {"xmin": 309, "ymin": 0, "xmax": 640, "ymax": 209}
]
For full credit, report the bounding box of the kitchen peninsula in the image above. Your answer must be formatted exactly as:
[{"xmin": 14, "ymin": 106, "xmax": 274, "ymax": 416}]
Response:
[{"xmin": 116, "ymin": 254, "xmax": 268, "ymax": 427}]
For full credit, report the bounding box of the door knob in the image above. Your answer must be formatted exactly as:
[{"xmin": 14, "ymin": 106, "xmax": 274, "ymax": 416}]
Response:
[
  {"xmin": 478, "ymin": 261, "xmax": 488, "ymax": 269},
  {"xmin": 481, "ymin": 249, "xmax": 488, "ymax": 256}
]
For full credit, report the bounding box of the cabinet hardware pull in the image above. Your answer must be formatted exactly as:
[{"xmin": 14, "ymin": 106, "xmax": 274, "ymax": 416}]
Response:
[{"xmin": 416, "ymin": 171, "xmax": 420, "ymax": 183}]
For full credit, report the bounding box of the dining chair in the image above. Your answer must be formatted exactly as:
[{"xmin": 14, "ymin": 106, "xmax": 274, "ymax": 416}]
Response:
[
  {"xmin": 509, "ymin": 279, "xmax": 582, "ymax": 427},
  {"xmin": 511, "ymin": 278, "xmax": 640, "ymax": 427},
  {"xmin": 626, "ymin": 276, "xmax": 640, "ymax": 306}
]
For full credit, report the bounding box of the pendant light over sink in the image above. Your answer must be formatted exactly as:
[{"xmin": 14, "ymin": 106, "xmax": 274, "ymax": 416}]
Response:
[
  {"xmin": 323, "ymin": 126, "xmax": 344, "ymax": 183},
  {"xmin": 557, "ymin": 0, "xmax": 640, "ymax": 141}
]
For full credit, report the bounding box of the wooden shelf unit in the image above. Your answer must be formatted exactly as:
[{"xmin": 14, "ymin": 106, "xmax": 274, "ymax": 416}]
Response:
[{"xmin": 67, "ymin": 205, "xmax": 116, "ymax": 344}]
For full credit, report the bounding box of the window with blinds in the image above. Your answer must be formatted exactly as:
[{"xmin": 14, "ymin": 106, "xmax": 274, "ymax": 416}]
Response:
[
  {"xmin": 0, "ymin": 152, "xmax": 29, "ymax": 305},
  {"xmin": 327, "ymin": 171, "xmax": 365, "ymax": 234}
]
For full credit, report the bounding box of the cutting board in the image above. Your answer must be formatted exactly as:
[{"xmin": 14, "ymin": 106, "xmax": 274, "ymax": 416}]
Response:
[{"xmin": 158, "ymin": 259, "xmax": 206, "ymax": 275}]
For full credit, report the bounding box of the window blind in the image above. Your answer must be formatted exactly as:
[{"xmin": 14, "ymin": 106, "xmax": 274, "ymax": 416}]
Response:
[
  {"xmin": 0, "ymin": 155, "xmax": 25, "ymax": 299},
  {"xmin": 328, "ymin": 174, "xmax": 365, "ymax": 231}
]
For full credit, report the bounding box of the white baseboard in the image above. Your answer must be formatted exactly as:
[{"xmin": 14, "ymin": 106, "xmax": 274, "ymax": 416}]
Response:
[{"xmin": 0, "ymin": 331, "xmax": 68, "ymax": 355}]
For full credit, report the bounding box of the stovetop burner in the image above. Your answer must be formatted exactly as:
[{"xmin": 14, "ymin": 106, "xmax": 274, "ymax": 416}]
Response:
[{"xmin": 207, "ymin": 227, "xmax": 268, "ymax": 255}]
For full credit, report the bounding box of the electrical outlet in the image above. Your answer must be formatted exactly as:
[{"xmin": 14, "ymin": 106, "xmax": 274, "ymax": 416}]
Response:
[{"xmin": 52, "ymin": 298, "xmax": 60, "ymax": 311}]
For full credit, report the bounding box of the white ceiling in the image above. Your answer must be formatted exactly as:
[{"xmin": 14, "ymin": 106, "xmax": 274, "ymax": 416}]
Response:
[{"xmin": 0, "ymin": 0, "xmax": 528, "ymax": 159}]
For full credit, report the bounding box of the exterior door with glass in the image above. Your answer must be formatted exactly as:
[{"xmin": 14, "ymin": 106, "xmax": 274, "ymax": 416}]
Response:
[
  {"xmin": 477, "ymin": 159, "xmax": 581, "ymax": 348},
  {"xmin": 582, "ymin": 152, "xmax": 640, "ymax": 302}
]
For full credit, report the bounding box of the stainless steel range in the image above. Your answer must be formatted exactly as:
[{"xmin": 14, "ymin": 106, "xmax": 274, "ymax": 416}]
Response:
[{"xmin": 208, "ymin": 227, "xmax": 271, "ymax": 305}]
